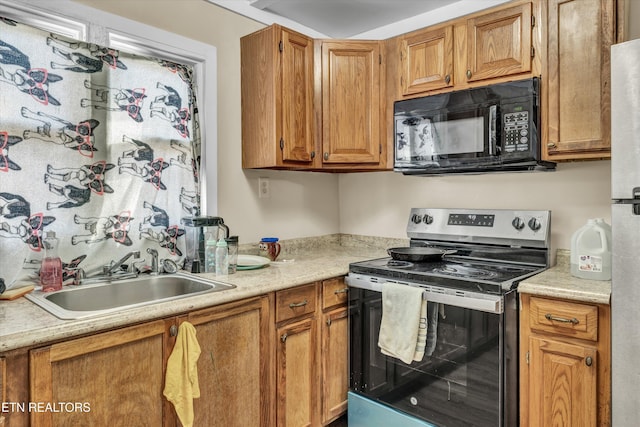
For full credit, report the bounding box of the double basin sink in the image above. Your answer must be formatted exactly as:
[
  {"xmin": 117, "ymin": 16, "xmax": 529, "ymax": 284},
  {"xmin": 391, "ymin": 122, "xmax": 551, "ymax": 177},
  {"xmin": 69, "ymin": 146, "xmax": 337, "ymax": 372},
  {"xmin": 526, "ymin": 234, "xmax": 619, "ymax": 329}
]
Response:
[{"xmin": 25, "ymin": 274, "xmax": 236, "ymax": 320}]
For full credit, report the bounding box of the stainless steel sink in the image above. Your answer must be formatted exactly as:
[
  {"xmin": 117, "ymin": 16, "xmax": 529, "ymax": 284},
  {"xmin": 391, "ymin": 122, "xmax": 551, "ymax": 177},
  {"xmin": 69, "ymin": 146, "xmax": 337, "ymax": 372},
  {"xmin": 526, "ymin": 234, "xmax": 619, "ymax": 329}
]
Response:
[{"xmin": 25, "ymin": 274, "xmax": 235, "ymax": 320}]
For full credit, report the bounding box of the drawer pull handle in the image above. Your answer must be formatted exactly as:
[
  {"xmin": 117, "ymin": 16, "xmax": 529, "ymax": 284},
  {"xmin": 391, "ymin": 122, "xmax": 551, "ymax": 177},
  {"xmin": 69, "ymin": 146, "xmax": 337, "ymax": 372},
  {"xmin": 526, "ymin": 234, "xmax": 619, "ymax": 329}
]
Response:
[
  {"xmin": 334, "ymin": 288, "xmax": 348, "ymax": 295},
  {"xmin": 289, "ymin": 299, "xmax": 308, "ymax": 308},
  {"xmin": 545, "ymin": 313, "xmax": 579, "ymax": 325}
]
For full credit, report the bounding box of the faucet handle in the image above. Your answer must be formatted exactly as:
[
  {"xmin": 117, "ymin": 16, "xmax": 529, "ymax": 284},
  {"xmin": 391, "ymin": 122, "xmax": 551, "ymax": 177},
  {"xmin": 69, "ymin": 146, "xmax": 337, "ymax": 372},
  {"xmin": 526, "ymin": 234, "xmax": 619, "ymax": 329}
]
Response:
[{"xmin": 129, "ymin": 258, "xmax": 146, "ymax": 273}]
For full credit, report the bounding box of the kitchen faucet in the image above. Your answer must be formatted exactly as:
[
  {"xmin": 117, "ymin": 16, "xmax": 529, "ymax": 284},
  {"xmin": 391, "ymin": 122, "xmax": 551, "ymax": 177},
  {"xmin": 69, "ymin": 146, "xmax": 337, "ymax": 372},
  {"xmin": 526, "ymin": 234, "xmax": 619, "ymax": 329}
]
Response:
[{"xmin": 106, "ymin": 251, "xmax": 141, "ymax": 275}]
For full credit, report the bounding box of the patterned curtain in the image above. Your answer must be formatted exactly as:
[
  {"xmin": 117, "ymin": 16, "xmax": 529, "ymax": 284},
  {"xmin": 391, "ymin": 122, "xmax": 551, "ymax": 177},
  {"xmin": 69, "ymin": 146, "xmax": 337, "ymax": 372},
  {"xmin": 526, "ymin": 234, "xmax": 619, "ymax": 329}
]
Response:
[{"xmin": 0, "ymin": 16, "xmax": 201, "ymax": 293}]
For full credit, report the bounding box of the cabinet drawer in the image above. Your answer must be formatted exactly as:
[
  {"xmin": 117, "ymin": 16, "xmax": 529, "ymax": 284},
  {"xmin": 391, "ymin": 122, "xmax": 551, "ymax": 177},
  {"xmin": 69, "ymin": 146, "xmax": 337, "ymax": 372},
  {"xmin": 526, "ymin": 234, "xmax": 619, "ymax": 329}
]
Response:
[
  {"xmin": 322, "ymin": 277, "xmax": 348, "ymax": 310},
  {"xmin": 529, "ymin": 297, "xmax": 598, "ymax": 341},
  {"xmin": 276, "ymin": 283, "xmax": 317, "ymax": 323}
]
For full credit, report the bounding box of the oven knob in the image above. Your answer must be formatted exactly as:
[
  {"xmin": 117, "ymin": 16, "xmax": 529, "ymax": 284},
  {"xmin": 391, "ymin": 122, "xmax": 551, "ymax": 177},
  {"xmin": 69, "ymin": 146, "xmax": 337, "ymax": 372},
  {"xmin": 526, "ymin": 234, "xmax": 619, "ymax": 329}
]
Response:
[
  {"xmin": 528, "ymin": 217, "xmax": 542, "ymax": 231},
  {"xmin": 422, "ymin": 214, "xmax": 433, "ymax": 225},
  {"xmin": 512, "ymin": 217, "xmax": 525, "ymax": 230},
  {"xmin": 411, "ymin": 214, "xmax": 422, "ymax": 224}
]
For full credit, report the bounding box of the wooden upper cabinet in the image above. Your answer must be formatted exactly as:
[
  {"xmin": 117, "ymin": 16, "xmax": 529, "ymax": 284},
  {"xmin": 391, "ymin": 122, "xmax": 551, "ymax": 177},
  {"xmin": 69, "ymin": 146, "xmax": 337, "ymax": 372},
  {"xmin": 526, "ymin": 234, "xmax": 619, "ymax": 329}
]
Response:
[
  {"xmin": 281, "ymin": 29, "xmax": 315, "ymax": 163},
  {"xmin": 392, "ymin": 1, "xmax": 536, "ymax": 99},
  {"xmin": 465, "ymin": 3, "xmax": 533, "ymax": 82},
  {"xmin": 400, "ymin": 25, "xmax": 454, "ymax": 95},
  {"xmin": 544, "ymin": 0, "xmax": 618, "ymax": 161},
  {"xmin": 321, "ymin": 40, "xmax": 383, "ymax": 166},
  {"xmin": 241, "ymin": 25, "xmax": 316, "ymax": 169}
]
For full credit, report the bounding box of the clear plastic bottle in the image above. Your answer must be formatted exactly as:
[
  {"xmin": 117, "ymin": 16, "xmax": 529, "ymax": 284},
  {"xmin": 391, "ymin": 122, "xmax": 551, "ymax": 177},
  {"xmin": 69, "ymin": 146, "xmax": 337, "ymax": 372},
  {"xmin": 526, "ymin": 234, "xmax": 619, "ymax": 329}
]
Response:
[
  {"xmin": 215, "ymin": 238, "xmax": 228, "ymax": 276},
  {"xmin": 40, "ymin": 231, "xmax": 63, "ymax": 292},
  {"xmin": 204, "ymin": 238, "xmax": 217, "ymax": 273}
]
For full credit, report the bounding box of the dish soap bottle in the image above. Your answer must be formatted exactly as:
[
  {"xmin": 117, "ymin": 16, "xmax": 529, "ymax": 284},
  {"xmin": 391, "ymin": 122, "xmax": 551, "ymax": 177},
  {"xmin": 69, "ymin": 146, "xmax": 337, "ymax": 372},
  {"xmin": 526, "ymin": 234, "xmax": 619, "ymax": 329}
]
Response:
[
  {"xmin": 204, "ymin": 237, "xmax": 217, "ymax": 273},
  {"xmin": 215, "ymin": 238, "xmax": 228, "ymax": 276},
  {"xmin": 40, "ymin": 231, "xmax": 63, "ymax": 292}
]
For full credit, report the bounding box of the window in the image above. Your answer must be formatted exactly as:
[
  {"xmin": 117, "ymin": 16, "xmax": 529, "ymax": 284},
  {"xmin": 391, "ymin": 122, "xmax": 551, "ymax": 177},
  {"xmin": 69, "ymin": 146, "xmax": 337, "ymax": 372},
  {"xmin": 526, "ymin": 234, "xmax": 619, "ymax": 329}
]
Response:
[
  {"xmin": 0, "ymin": 0, "xmax": 218, "ymax": 291},
  {"xmin": 0, "ymin": 0, "xmax": 218, "ymax": 214}
]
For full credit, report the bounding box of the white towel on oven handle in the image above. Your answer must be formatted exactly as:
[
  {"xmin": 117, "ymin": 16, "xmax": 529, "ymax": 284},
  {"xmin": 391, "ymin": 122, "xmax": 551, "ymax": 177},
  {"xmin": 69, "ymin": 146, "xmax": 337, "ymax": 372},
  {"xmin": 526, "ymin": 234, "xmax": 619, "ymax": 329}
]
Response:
[{"xmin": 378, "ymin": 282, "xmax": 426, "ymax": 364}]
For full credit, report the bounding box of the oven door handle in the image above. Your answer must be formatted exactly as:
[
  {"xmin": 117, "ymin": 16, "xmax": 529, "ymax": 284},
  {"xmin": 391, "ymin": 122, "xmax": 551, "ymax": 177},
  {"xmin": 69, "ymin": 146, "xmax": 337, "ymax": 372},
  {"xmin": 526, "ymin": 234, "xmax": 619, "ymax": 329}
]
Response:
[{"xmin": 346, "ymin": 276, "xmax": 503, "ymax": 314}]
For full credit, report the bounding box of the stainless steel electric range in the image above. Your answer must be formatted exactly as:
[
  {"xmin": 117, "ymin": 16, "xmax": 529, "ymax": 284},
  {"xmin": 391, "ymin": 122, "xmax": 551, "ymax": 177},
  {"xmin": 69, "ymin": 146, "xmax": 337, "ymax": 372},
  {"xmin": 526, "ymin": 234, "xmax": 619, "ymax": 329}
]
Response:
[{"xmin": 346, "ymin": 208, "xmax": 551, "ymax": 427}]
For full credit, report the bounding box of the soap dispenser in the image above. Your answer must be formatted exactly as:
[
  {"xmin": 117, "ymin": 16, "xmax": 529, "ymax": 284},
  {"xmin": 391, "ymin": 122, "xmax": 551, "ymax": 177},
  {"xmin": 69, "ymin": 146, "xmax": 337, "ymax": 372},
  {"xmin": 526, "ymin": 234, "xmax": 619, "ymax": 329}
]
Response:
[{"xmin": 40, "ymin": 231, "xmax": 63, "ymax": 292}]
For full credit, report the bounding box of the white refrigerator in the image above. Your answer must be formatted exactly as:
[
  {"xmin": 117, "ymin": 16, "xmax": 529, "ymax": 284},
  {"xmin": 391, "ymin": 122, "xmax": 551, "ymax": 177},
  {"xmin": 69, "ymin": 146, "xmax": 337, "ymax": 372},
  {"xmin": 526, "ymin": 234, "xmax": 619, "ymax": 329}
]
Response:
[{"xmin": 611, "ymin": 38, "xmax": 640, "ymax": 425}]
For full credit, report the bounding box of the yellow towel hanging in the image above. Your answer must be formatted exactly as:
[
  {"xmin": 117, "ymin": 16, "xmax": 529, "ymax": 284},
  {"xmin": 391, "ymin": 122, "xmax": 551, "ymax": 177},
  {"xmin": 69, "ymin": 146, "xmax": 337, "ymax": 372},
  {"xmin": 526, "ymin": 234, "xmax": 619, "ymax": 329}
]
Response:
[{"xmin": 164, "ymin": 321, "xmax": 201, "ymax": 427}]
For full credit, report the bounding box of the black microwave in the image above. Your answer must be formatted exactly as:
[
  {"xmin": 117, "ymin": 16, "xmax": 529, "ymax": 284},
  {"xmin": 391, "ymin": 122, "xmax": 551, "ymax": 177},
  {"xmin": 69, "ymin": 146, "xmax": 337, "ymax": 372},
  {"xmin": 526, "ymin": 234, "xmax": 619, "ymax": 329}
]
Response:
[{"xmin": 393, "ymin": 77, "xmax": 555, "ymax": 175}]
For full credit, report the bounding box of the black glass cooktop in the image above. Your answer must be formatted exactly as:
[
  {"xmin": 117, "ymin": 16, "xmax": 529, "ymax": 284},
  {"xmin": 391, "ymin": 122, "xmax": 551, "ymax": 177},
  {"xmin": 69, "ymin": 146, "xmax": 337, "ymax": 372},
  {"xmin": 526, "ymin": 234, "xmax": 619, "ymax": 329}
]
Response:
[{"xmin": 349, "ymin": 256, "xmax": 544, "ymax": 292}]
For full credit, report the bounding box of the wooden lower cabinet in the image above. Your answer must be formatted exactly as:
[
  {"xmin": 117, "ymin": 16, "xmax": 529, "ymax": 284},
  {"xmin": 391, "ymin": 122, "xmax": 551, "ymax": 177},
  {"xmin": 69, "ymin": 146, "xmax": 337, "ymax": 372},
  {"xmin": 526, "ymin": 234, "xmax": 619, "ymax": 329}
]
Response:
[
  {"xmin": 29, "ymin": 320, "xmax": 169, "ymax": 427},
  {"xmin": 187, "ymin": 296, "xmax": 273, "ymax": 427},
  {"xmin": 275, "ymin": 283, "xmax": 318, "ymax": 427},
  {"xmin": 275, "ymin": 278, "xmax": 349, "ymax": 427},
  {"xmin": 320, "ymin": 307, "xmax": 348, "ymax": 424},
  {"xmin": 320, "ymin": 278, "xmax": 349, "ymax": 425},
  {"xmin": 277, "ymin": 317, "xmax": 317, "ymax": 427},
  {"xmin": 26, "ymin": 295, "xmax": 272, "ymax": 427},
  {"xmin": 520, "ymin": 294, "xmax": 611, "ymax": 427},
  {"xmin": 4, "ymin": 281, "xmax": 347, "ymax": 427}
]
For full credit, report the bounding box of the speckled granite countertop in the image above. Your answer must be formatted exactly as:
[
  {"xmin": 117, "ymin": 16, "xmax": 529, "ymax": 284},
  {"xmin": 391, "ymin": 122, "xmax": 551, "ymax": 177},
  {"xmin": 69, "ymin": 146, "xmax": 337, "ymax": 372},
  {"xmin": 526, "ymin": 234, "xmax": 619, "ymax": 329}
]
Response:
[
  {"xmin": 0, "ymin": 234, "xmax": 403, "ymax": 353},
  {"xmin": 518, "ymin": 249, "xmax": 611, "ymax": 305},
  {"xmin": 2, "ymin": 241, "xmax": 611, "ymax": 353}
]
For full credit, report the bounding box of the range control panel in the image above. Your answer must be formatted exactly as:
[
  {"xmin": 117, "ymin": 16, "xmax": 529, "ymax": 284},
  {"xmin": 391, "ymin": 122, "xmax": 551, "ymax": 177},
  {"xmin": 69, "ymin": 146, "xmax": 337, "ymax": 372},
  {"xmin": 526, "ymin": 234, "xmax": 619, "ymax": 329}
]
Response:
[{"xmin": 407, "ymin": 208, "xmax": 550, "ymax": 248}]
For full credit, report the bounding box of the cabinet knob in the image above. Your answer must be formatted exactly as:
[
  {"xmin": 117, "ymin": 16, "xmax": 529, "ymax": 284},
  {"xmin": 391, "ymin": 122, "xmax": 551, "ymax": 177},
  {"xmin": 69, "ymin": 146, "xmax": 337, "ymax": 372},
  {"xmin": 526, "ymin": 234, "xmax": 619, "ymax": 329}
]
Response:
[
  {"xmin": 281, "ymin": 333, "xmax": 288, "ymax": 343},
  {"xmin": 466, "ymin": 69, "xmax": 472, "ymax": 79},
  {"xmin": 324, "ymin": 152, "xmax": 329, "ymax": 161},
  {"xmin": 585, "ymin": 356, "xmax": 593, "ymax": 367},
  {"xmin": 169, "ymin": 325, "xmax": 178, "ymax": 337},
  {"xmin": 445, "ymin": 74, "xmax": 451, "ymax": 84},
  {"xmin": 547, "ymin": 142, "xmax": 557, "ymax": 149}
]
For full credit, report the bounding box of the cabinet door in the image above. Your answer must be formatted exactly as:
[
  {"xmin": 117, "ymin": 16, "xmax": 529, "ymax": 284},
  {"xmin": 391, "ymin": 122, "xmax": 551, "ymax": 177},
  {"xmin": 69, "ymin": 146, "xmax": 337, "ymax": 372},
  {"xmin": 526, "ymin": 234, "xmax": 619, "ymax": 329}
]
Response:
[
  {"xmin": 281, "ymin": 28, "xmax": 315, "ymax": 163},
  {"xmin": 276, "ymin": 317, "xmax": 317, "ymax": 427},
  {"xmin": 545, "ymin": 0, "xmax": 615, "ymax": 160},
  {"xmin": 30, "ymin": 320, "xmax": 168, "ymax": 427},
  {"xmin": 321, "ymin": 306, "xmax": 348, "ymax": 425},
  {"xmin": 241, "ymin": 25, "xmax": 315, "ymax": 169},
  {"xmin": 188, "ymin": 296, "xmax": 273, "ymax": 427},
  {"xmin": 465, "ymin": 3, "xmax": 532, "ymax": 82},
  {"xmin": 401, "ymin": 26, "xmax": 454, "ymax": 95},
  {"xmin": 321, "ymin": 41, "xmax": 381, "ymax": 165},
  {"xmin": 528, "ymin": 336, "xmax": 597, "ymax": 427}
]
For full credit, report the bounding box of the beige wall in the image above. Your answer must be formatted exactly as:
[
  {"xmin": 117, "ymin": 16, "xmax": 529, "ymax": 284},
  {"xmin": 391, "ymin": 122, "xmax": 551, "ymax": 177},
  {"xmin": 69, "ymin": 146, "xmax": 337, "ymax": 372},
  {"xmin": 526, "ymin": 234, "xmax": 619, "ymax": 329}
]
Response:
[{"xmin": 74, "ymin": 0, "xmax": 630, "ymax": 252}]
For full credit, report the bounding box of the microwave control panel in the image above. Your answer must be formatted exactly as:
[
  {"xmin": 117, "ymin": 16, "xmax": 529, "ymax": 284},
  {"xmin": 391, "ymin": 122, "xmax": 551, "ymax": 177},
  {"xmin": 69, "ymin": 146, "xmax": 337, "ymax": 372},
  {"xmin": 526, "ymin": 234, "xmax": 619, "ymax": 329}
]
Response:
[{"xmin": 503, "ymin": 111, "xmax": 529, "ymax": 153}]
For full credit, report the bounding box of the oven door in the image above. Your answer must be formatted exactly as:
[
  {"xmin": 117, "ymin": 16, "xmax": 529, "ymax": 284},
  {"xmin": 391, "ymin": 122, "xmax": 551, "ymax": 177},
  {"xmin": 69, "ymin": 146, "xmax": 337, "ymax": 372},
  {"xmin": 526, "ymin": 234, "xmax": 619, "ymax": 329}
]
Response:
[{"xmin": 347, "ymin": 275, "xmax": 518, "ymax": 427}]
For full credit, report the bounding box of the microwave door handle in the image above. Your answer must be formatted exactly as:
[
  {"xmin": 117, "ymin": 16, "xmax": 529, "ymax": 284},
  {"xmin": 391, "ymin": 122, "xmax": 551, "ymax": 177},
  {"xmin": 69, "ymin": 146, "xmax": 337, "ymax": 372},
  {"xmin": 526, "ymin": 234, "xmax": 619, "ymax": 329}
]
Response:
[{"xmin": 488, "ymin": 105, "xmax": 497, "ymax": 156}]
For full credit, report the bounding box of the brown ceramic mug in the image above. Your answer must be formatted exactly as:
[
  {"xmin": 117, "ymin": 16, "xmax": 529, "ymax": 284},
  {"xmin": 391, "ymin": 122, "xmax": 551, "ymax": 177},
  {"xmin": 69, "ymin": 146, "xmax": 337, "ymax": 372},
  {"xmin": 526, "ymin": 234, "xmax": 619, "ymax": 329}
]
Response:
[{"xmin": 259, "ymin": 237, "xmax": 281, "ymax": 261}]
